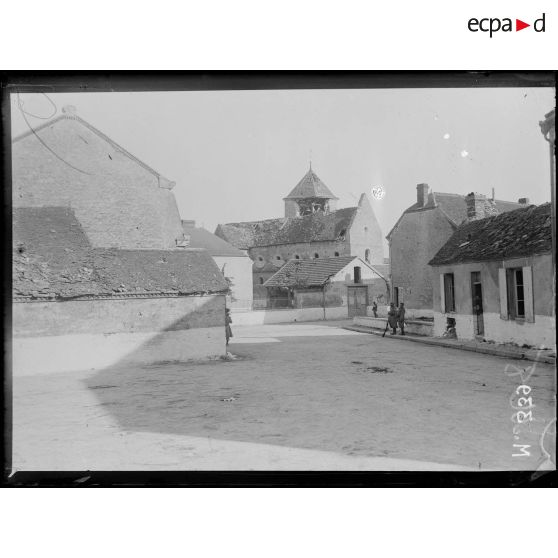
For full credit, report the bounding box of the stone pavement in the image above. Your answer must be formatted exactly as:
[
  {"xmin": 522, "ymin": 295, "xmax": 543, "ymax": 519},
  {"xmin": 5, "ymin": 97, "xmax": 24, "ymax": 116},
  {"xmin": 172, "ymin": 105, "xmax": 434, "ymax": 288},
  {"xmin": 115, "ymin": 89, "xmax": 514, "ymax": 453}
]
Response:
[
  {"xmin": 344, "ymin": 323, "xmax": 557, "ymax": 364},
  {"xmin": 12, "ymin": 321, "xmax": 556, "ymax": 472}
]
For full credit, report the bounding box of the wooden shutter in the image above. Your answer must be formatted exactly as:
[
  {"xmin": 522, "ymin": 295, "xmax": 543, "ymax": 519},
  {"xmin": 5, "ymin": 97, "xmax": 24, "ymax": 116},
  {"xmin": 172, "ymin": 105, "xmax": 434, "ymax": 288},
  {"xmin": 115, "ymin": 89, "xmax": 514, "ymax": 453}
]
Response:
[
  {"xmin": 440, "ymin": 274, "xmax": 446, "ymax": 314},
  {"xmin": 522, "ymin": 266, "xmax": 535, "ymax": 322},
  {"xmin": 498, "ymin": 268, "xmax": 508, "ymax": 320}
]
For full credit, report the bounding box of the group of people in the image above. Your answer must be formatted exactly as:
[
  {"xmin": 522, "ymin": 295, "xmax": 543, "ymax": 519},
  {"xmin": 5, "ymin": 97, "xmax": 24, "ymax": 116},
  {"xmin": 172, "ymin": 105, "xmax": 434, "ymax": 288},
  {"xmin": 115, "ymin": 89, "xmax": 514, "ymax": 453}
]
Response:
[
  {"xmin": 387, "ymin": 302, "xmax": 406, "ymax": 335},
  {"xmin": 371, "ymin": 300, "xmax": 406, "ymax": 335}
]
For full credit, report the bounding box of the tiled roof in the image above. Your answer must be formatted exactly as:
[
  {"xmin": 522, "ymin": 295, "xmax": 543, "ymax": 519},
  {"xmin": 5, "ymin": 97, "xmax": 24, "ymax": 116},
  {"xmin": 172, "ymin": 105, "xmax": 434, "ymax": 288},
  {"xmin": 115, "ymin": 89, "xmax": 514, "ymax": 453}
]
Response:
[
  {"xmin": 284, "ymin": 168, "xmax": 338, "ymax": 200},
  {"xmin": 182, "ymin": 222, "xmax": 247, "ymax": 257},
  {"xmin": 428, "ymin": 203, "xmax": 552, "ymax": 266},
  {"xmin": 13, "ymin": 207, "xmax": 228, "ymax": 298},
  {"xmin": 215, "ymin": 206, "xmax": 357, "ymax": 250},
  {"xmin": 264, "ymin": 256, "xmax": 363, "ymax": 288},
  {"xmin": 386, "ymin": 192, "xmax": 523, "ymax": 238}
]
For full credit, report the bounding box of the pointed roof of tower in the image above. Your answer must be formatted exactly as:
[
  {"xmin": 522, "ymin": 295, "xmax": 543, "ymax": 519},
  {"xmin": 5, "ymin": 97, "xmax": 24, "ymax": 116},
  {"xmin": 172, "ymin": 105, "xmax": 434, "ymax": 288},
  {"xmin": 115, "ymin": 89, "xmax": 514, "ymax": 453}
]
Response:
[{"xmin": 283, "ymin": 166, "xmax": 339, "ymax": 200}]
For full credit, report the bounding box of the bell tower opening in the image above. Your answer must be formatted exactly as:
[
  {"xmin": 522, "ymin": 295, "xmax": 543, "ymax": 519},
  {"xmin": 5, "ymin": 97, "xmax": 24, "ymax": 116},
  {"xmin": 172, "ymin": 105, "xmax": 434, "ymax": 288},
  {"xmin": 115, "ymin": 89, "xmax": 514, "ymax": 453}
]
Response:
[{"xmin": 283, "ymin": 165, "xmax": 339, "ymax": 218}]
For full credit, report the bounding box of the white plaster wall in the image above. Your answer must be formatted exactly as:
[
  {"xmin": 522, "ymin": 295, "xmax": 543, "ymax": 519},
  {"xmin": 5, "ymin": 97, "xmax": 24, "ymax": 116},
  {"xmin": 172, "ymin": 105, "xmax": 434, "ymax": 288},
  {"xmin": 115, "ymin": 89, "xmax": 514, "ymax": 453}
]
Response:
[
  {"xmin": 433, "ymin": 312, "xmax": 474, "ymax": 338},
  {"xmin": 433, "ymin": 311, "xmax": 556, "ymax": 349},
  {"xmin": 213, "ymin": 255, "xmax": 253, "ymax": 311},
  {"xmin": 12, "ymin": 327, "xmax": 225, "ymax": 376},
  {"xmin": 231, "ymin": 306, "xmax": 347, "ymax": 326},
  {"xmin": 483, "ymin": 313, "xmax": 556, "ymax": 349}
]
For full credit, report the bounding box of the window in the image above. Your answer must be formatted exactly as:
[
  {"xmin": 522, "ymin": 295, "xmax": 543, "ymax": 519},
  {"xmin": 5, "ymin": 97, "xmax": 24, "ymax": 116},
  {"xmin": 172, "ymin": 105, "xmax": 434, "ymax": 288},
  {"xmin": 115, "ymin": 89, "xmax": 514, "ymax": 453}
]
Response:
[
  {"xmin": 354, "ymin": 266, "xmax": 362, "ymax": 284},
  {"xmin": 506, "ymin": 268, "xmax": 525, "ymax": 319},
  {"xmin": 276, "ymin": 255, "xmax": 281, "ymax": 260},
  {"xmin": 314, "ymin": 253, "xmax": 319, "ymax": 258},
  {"xmin": 443, "ymin": 273, "xmax": 455, "ymax": 313},
  {"xmin": 365, "ymin": 249, "xmax": 371, "ymax": 263},
  {"xmin": 259, "ymin": 277, "xmax": 264, "ymax": 285},
  {"xmin": 334, "ymin": 252, "xmax": 339, "ymax": 257},
  {"xmin": 294, "ymin": 254, "xmax": 300, "ymax": 259},
  {"xmin": 257, "ymin": 256, "xmax": 263, "ymax": 261},
  {"xmin": 393, "ymin": 287, "xmax": 399, "ymax": 307}
]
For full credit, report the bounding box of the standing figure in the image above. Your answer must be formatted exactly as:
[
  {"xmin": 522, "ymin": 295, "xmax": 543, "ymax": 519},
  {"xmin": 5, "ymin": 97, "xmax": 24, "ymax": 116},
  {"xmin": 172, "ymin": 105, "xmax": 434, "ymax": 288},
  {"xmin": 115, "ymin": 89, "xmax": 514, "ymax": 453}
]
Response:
[
  {"xmin": 397, "ymin": 302, "xmax": 406, "ymax": 335},
  {"xmin": 372, "ymin": 300, "xmax": 378, "ymax": 318},
  {"xmin": 387, "ymin": 302, "xmax": 398, "ymax": 335},
  {"xmin": 225, "ymin": 308, "xmax": 233, "ymax": 345}
]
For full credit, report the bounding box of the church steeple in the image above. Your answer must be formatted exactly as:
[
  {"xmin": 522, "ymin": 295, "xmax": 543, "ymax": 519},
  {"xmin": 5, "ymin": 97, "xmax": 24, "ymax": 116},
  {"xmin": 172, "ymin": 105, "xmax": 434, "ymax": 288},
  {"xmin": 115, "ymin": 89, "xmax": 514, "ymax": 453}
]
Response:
[{"xmin": 283, "ymin": 166, "xmax": 338, "ymax": 218}]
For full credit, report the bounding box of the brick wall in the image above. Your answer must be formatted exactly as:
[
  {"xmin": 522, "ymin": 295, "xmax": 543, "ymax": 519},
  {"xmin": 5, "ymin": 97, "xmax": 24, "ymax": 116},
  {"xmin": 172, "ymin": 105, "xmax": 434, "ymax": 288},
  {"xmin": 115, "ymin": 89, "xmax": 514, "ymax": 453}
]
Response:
[{"xmin": 12, "ymin": 117, "xmax": 184, "ymax": 250}]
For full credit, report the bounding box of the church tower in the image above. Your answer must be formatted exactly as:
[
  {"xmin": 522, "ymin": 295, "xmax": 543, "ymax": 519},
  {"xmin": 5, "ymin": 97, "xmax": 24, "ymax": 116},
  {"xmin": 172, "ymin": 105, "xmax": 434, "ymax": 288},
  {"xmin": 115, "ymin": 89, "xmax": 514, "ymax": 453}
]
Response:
[{"xmin": 283, "ymin": 165, "xmax": 339, "ymax": 218}]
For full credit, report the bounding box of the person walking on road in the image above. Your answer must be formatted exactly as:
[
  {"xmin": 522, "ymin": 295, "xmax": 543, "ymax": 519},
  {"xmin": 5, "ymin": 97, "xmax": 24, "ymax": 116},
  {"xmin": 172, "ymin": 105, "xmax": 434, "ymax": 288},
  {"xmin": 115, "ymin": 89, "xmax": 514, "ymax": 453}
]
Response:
[
  {"xmin": 397, "ymin": 302, "xmax": 406, "ymax": 335},
  {"xmin": 372, "ymin": 301, "xmax": 378, "ymax": 318},
  {"xmin": 387, "ymin": 302, "xmax": 398, "ymax": 335}
]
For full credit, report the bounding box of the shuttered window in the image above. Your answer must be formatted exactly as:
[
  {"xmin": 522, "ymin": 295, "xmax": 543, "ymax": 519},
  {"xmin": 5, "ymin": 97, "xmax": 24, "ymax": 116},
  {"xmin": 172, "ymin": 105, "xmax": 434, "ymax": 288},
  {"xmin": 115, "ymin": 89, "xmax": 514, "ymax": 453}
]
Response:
[
  {"xmin": 443, "ymin": 273, "xmax": 455, "ymax": 312},
  {"xmin": 498, "ymin": 268, "xmax": 508, "ymax": 320},
  {"xmin": 502, "ymin": 266, "xmax": 534, "ymax": 322}
]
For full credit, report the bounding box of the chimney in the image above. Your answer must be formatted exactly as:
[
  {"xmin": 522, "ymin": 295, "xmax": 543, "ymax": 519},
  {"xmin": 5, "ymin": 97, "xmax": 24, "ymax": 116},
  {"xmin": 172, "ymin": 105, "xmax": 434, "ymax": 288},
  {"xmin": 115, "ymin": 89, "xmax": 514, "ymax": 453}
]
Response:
[
  {"xmin": 518, "ymin": 198, "xmax": 530, "ymax": 205},
  {"xmin": 465, "ymin": 192, "xmax": 487, "ymax": 220},
  {"xmin": 416, "ymin": 183, "xmax": 429, "ymax": 207},
  {"xmin": 62, "ymin": 105, "xmax": 77, "ymax": 116}
]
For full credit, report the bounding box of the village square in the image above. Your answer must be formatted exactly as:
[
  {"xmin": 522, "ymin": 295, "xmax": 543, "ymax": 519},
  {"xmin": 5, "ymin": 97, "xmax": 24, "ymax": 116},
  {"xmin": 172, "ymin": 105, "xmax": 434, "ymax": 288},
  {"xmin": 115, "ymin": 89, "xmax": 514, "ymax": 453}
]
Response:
[{"xmin": 9, "ymin": 90, "xmax": 556, "ymax": 472}]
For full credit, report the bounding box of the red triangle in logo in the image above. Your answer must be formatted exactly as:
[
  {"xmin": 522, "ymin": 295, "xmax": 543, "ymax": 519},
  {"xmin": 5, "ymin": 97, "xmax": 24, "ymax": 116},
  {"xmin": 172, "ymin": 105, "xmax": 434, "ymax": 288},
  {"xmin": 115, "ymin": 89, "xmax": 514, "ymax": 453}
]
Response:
[{"xmin": 516, "ymin": 19, "xmax": 530, "ymax": 31}]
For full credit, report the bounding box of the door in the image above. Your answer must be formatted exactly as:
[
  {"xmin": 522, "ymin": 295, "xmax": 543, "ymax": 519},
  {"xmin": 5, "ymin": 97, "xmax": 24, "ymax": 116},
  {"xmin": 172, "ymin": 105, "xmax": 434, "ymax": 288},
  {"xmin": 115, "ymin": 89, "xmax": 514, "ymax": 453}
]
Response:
[
  {"xmin": 348, "ymin": 286, "xmax": 368, "ymax": 317},
  {"xmin": 471, "ymin": 272, "xmax": 484, "ymax": 336}
]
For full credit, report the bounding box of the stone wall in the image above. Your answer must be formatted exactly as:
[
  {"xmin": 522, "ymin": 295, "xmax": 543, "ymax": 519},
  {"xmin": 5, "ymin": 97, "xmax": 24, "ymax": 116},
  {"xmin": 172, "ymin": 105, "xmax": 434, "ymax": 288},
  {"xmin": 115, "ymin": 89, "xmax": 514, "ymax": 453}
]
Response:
[
  {"xmin": 389, "ymin": 208, "xmax": 456, "ymax": 310},
  {"xmin": 12, "ymin": 294, "xmax": 226, "ymax": 374},
  {"xmin": 12, "ymin": 117, "xmax": 184, "ymax": 250}
]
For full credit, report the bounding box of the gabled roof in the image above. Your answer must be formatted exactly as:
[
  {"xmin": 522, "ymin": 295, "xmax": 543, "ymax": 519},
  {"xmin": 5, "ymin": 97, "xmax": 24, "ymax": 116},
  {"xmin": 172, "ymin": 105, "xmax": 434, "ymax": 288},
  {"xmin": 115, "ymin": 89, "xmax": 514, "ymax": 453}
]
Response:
[
  {"xmin": 283, "ymin": 167, "xmax": 338, "ymax": 200},
  {"xmin": 182, "ymin": 221, "xmax": 247, "ymax": 257},
  {"xmin": 264, "ymin": 256, "xmax": 378, "ymax": 288},
  {"xmin": 386, "ymin": 192, "xmax": 523, "ymax": 239},
  {"xmin": 13, "ymin": 111, "xmax": 175, "ymax": 186},
  {"xmin": 13, "ymin": 207, "xmax": 228, "ymax": 299},
  {"xmin": 215, "ymin": 206, "xmax": 357, "ymax": 250},
  {"xmin": 428, "ymin": 203, "xmax": 552, "ymax": 266}
]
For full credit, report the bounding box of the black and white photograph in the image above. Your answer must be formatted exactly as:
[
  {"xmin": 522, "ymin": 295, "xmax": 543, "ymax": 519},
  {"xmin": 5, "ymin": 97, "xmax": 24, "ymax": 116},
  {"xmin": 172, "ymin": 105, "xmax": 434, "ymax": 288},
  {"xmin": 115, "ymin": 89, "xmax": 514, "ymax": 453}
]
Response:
[{"xmin": 4, "ymin": 75, "xmax": 556, "ymax": 477}]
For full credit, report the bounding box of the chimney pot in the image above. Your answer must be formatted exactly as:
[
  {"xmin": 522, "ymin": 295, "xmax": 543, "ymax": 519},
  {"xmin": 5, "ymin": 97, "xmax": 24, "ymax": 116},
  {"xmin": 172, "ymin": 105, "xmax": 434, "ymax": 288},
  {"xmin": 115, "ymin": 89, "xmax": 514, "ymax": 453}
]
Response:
[{"xmin": 416, "ymin": 183, "xmax": 429, "ymax": 207}]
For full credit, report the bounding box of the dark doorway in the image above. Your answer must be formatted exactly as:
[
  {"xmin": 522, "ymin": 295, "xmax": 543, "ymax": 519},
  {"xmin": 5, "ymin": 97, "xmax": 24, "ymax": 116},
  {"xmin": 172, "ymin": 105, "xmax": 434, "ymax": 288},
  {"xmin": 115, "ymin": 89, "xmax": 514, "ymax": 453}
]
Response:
[{"xmin": 471, "ymin": 272, "xmax": 484, "ymax": 336}]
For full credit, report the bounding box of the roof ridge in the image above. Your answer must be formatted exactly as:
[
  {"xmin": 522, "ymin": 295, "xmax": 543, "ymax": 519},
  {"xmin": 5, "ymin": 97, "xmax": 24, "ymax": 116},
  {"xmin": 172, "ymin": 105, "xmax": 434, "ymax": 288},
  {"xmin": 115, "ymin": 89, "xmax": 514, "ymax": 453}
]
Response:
[{"xmin": 13, "ymin": 113, "xmax": 174, "ymax": 185}]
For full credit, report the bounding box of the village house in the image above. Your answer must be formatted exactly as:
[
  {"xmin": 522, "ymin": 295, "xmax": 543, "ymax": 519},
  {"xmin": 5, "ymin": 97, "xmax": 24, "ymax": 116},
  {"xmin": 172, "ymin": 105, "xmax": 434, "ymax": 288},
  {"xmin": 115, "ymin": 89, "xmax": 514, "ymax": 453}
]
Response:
[
  {"xmin": 428, "ymin": 203, "xmax": 554, "ymax": 349},
  {"xmin": 12, "ymin": 105, "xmax": 188, "ymax": 250},
  {"xmin": 182, "ymin": 220, "xmax": 253, "ymax": 310},
  {"xmin": 386, "ymin": 184, "xmax": 523, "ymax": 317},
  {"xmin": 263, "ymin": 256, "xmax": 389, "ymax": 318},
  {"xmin": 11, "ymin": 107, "xmax": 229, "ymax": 373},
  {"xmin": 13, "ymin": 207, "xmax": 229, "ymax": 374},
  {"xmin": 215, "ymin": 166, "xmax": 388, "ymax": 308}
]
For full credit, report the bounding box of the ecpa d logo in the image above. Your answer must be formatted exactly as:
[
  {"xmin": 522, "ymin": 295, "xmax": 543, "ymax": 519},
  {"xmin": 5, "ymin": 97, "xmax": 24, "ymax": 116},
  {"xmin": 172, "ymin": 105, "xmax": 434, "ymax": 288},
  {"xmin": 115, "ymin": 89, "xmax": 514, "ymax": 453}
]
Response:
[{"xmin": 468, "ymin": 13, "xmax": 545, "ymax": 37}]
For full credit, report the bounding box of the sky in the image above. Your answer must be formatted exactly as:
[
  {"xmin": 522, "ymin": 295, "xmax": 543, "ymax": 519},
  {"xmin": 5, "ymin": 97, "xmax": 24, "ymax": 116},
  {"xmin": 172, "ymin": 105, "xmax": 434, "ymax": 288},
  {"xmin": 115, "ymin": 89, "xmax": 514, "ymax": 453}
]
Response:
[{"xmin": 10, "ymin": 87, "xmax": 555, "ymax": 255}]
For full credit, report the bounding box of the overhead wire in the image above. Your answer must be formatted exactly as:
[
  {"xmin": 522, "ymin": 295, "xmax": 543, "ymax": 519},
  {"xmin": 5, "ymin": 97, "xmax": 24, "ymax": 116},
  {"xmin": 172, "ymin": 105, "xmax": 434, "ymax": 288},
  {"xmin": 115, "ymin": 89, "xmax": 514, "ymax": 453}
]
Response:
[{"xmin": 16, "ymin": 92, "xmax": 92, "ymax": 176}]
